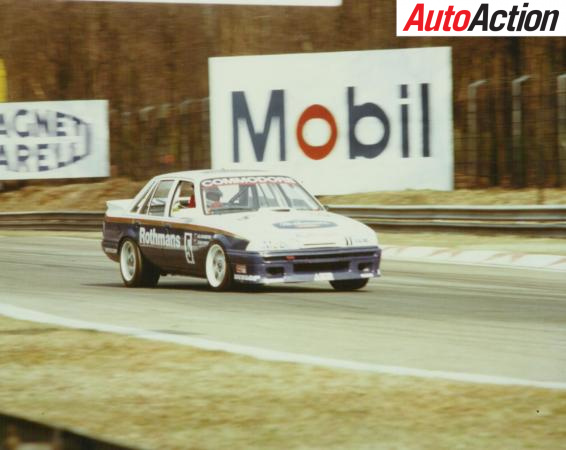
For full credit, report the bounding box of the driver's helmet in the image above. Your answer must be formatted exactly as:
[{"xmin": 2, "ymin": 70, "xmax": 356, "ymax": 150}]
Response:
[{"xmin": 205, "ymin": 186, "xmax": 222, "ymax": 202}]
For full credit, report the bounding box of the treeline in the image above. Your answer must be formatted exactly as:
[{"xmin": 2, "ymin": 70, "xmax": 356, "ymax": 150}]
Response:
[{"xmin": 0, "ymin": 0, "xmax": 565, "ymax": 186}]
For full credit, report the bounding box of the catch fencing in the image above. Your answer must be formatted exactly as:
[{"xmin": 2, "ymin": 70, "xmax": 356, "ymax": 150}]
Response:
[
  {"xmin": 109, "ymin": 98, "xmax": 210, "ymax": 180},
  {"xmin": 454, "ymin": 73, "xmax": 566, "ymax": 188}
]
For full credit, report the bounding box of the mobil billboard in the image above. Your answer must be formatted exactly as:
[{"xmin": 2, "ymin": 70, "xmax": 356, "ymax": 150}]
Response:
[{"xmin": 209, "ymin": 47, "xmax": 453, "ymax": 195}]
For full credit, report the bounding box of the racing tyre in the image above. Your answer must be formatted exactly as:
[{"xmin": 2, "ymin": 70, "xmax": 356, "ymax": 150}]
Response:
[
  {"xmin": 329, "ymin": 278, "xmax": 369, "ymax": 291},
  {"xmin": 205, "ymin": 242, "xmax": 233, "ymax": 291},
  {"xmin": 119, "ymin": 238, "xmax": 160, "ymax": 288}
]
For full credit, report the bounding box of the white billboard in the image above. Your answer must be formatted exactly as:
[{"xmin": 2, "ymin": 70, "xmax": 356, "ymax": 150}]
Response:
[
  {"xmin": 209, "ymin": 47, "xmax": 453, "ymax": 195},
  {"xmin": 0, "ymin": 100, "xmax": 109, "ymax": 180}
]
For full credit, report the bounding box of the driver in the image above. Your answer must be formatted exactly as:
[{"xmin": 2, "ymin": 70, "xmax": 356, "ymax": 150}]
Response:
[
  {"xmin": 172, "ymin": 183, "xmax": 196, "ymax": 216},
  {"xmin": 205, "ymin": 187, "xmax": 223, "ymax": 212}
]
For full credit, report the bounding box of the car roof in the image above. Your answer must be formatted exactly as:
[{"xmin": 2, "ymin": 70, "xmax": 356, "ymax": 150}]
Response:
[{"xmin": 152, "ymin": 169, "xmax": 283, "ymax": 183}]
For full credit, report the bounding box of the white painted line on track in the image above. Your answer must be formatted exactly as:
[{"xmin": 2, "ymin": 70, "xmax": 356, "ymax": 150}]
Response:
[
  {"xmin": 1, "ymin": 303, "xmax": 565, "ymax": 391},
  {"xmin": 382, "ymin": 246, "xmax": 566, "ymax": 272},
  {"xmin": 37, "ymin": 236, "xmax": 100, "ymax": 242}
]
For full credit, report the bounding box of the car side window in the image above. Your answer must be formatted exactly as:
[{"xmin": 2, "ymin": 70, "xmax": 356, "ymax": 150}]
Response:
[
  {"xmin": 171, "ymin": 181, "xmax": 196, "ymax": 217},
  {"xmin": 131, "ymin": 181, "xmax": 156, "ymax": 214},
  {"xmin": 144, "ymin": 180, "xmax": 174, "ymax": 217}
]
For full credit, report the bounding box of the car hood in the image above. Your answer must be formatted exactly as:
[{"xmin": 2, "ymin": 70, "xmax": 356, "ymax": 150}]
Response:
[{"xmin": 201, "ymin": 209, "xmax": 377, "ymax": 250}]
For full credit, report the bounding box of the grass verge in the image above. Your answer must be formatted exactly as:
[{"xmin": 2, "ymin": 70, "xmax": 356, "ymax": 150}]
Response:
[{"xmin": 1, "ymin": 315, "xmax": 565, "ymax": 449}]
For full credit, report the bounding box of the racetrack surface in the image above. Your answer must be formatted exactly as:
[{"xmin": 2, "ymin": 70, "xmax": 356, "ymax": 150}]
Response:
[{"xmin": 1, "ymin": 234, "xmax": 565, "ymax": 384}]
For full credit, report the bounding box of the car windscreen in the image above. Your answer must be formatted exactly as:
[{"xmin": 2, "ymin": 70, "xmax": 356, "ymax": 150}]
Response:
[{"xmin": 200, "ymin": 176, "xmax": 322, "ymax": 215}]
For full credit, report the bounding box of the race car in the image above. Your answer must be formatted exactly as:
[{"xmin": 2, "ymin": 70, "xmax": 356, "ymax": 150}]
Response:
[{"xmin": 102, "ymin": 170, "xmax": 381, "ymax": 291}]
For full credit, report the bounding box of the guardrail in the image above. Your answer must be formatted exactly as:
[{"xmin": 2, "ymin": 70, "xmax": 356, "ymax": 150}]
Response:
[
  {"xmin": 0, "ymin": 206, "xmax": 565, "ymax": 233},
  {"xmin": 0, "ymin": 211, "xmax": 103, "ymax": 231},
  {"xmin": 325, "ymin": 205, "xmax": 566, "ymax": 232}
]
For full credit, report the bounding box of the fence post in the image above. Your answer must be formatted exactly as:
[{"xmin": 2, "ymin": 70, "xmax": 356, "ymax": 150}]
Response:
[
  {"xmin": 109, "ymin": 109, "xmax": 119, "ymax": 176},
  {"xmin": 467, "ymin": 79, "xmax": 487, "ymax": 187},
  {"xmin": 179, "ymin": 99, "xmax": 193, "ymax": 170},
  {"xmin": 139, "ymin": 106, "xmax": 156, "ymax": 177},
  {"xmin": 121, "ymin": 111, "xmax": 132, "ymax": 177},
  {"xmin": 0, "ymin": 59, "xmax": 6, "ymax": 102},
  {"xmin": 512, "ymin": 75, "xmax": 530, "ymax": 187},
  {"xmin": 158, "ymin": 103, "xmax": 172, "ymax": 168},
  {"xmin": 558, "ymin": 74, "xmax": 566, "ymax": 187},
  {"xmin": 201, "ymin": 97, "xmax": 211, "ymax": 169}
]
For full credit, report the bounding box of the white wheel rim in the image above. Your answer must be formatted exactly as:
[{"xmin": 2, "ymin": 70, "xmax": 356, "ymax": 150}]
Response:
[
  {"xmin": 206, "ymin": 244, "xmax": 226, "ymax": 288},
  {"xmin": 120, "ymin": 240, "xmax": 136, "ymax": 282}
]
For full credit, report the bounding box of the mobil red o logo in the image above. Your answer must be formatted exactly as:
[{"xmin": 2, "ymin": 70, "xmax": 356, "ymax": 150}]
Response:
[{"xmin": 296, "ymin": 104, "xmax": 337, "ymax": 160}]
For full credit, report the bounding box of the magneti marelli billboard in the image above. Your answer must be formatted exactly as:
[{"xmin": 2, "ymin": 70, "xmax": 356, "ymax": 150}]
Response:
[{"xmin": 0, "ymin": 100, "xmax": 109, "ymax": 180}]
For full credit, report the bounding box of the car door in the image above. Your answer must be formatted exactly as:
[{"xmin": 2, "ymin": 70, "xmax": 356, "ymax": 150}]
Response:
[
  {"xmin": 135, "ymin": 179, "xmax": 176, "ymax": 267},
  {"xmin": 160, "ymin": 179, "xmax": 203, "ymax": 276}
]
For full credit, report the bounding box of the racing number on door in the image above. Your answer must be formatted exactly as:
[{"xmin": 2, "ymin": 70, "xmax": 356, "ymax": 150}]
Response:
[{"xmin": 184, "ymin": 232, "xmax": 195, "ymax": 264}]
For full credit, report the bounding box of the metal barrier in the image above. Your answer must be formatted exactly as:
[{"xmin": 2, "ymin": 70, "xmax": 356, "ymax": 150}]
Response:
[
  {"xmin": 325, "ymin": 204, "xmax": 566, "ymax": 232},
  {"xmin": 1, "ymin": 206, "xmax": 566, "ymax": 233},
  {"xmin": 0, "ymin": 212, "xmax": 104, "ymax": 231},
  {"xmin": 0, "ymin": 412, "xmax": 133, "ymax": 450}
]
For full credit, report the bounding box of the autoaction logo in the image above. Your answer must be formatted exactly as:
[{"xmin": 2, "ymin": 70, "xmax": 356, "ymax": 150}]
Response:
[
  {"xmin": 0, "ymin": 107, "xmax": 92, "ymax": 173},
  {"xmin": 397, "ymin": 0, "xmax": 565, "ymax": 36}
]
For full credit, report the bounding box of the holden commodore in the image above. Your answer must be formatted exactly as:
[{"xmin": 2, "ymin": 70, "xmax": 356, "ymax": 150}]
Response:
[{"xmin": 102, "ymin": 170, "xmax": 381, "ymax": 291}]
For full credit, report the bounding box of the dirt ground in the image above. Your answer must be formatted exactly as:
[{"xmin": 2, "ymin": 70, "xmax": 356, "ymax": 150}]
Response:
[
  {"xmin": 0, "ymin": 315, "xmax": 565, "ymax": 450},
  {"xmin": 0, "ymin": 179, "xmax": 146, "ymax": 212},
  {"xmin": 0, "ymin": 179, "xmax": 565, "ymax": 212}
]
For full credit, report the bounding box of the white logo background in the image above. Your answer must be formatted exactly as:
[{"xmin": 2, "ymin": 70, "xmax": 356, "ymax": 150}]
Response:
[{"xmin": 397, "ymin": 0, "xmax": 565, "ymax": 36}]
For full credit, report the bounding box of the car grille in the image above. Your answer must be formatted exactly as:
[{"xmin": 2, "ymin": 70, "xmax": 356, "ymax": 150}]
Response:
[
  {"xmin": 264, "ymin": 251, "xmax": 375, "ymax": 262},
  {"xmin": 293, "ymin": 261, "xmax": 350, "ymax": 273}
]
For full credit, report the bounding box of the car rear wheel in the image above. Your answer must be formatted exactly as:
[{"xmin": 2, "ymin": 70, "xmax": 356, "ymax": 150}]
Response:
[
  {"xmin": 119, "ymin": 238, "xmax": 160, "ymax": 288},
  {"xmin": 329, "ymin": 278, "xmax": 369, "ymax": 291},
  {"xmin": 205, "ymin": 242, "xmax": 233, "ymax": 291}
]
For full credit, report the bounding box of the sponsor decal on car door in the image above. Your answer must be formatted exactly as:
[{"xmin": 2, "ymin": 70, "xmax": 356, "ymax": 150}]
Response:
[{"xmin": 184, "ymin": 232, "xmax": 195, "ymax": 264}]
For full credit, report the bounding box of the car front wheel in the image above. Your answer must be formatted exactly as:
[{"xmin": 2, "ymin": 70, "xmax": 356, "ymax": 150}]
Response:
[
  {"xmin": 119, "ymin": 238, "xmax": 160, "ymax": 288},
  {"xmin": 205, "ymin": 242, "xmax": 233, "ymax": 291},
  {"xmin": 329, "ymin": 278, "xmax": 369, "ymax": 291}
]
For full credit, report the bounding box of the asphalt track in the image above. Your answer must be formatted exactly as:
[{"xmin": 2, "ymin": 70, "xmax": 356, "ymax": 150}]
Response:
[{"xmin": 1, "ymin": 234, "xmax": 565, "ymax": 385}]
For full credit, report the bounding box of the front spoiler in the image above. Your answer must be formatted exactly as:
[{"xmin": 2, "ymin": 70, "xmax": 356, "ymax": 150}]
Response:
[{"xmin": 227, "ymin": 246, "xmax": 381, "ymax": 285}]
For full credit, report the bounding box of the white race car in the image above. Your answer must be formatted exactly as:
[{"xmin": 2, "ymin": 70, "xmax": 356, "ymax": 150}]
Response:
[{"xmin": 102, "ymin": 170, "xmax": 381, "ymax": 291}]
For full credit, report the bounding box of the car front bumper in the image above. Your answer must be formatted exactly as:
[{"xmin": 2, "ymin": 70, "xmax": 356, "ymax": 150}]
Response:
[{"xmin": 227, "ymin": 246, "xmax": 381, "ymax": 284}]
